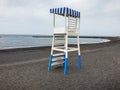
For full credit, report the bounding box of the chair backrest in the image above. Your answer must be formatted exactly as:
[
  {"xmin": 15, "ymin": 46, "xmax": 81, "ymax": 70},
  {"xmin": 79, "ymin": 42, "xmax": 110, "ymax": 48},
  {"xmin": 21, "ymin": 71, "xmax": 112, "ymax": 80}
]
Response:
[{"xmin": 68, "ymin": 17, "xmax": 78, "ymax": 33}]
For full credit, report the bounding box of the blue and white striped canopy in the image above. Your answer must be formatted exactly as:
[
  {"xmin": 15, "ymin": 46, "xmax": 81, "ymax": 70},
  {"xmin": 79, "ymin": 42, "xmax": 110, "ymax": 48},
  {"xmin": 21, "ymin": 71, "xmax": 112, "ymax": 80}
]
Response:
[{"xmin": 50, "ymin": 7, "xmax": 80, "ymax": 18}]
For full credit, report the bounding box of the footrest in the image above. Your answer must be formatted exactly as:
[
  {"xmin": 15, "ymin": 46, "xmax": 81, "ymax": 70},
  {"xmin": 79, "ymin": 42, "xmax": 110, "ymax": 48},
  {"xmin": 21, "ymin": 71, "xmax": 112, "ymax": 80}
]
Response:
[
  {"xmin": 53, "ymin": 53, "xmax": 64, "ymax": 57},
  {"xmin": 52, "ymin": 57, "xmax": 64, "ymax": 62},
  {"xmin": 51, "ymin": 61, "xmax": 64, "ymax": 66},
  {"xmin": 55, "ymin": 38, "xmax": 65, "ymax": 40}
]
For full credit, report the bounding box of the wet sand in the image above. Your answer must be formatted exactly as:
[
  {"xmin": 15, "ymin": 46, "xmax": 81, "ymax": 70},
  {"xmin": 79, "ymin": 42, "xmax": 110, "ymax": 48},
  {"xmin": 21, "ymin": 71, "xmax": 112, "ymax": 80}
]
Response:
[{"xmin": 0, "ymin": 37, "xmax": 120, "ymax": 90}]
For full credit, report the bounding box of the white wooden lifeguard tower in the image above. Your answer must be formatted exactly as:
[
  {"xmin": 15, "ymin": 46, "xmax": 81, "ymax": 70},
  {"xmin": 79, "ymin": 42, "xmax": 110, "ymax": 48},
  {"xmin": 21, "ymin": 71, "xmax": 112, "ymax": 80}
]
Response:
[{"xmin": 48, "ymin": 7, "xmax": 81, "ymax": 75}]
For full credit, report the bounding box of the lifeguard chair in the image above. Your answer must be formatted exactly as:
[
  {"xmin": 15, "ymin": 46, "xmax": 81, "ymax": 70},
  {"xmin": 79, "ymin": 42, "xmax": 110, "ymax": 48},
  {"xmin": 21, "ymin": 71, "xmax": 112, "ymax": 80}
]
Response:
[{"xmin": 48, "ymin": 7, "xmax": 81, "ymax": 75}]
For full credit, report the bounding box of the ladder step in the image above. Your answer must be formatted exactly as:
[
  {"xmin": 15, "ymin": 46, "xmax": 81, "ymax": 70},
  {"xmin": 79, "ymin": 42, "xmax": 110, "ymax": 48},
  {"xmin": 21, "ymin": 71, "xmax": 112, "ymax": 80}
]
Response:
[
  {"xmin": 53, "ymin": 53, "xmax": 64, "ymax": 57},
  {"xmin": 52, "ymin": 57, "xmax": 64, "ymax": 62},
  {"xmin": 55, "ymin": 38, "xmax": 65, "ymax": 40},
  {"xmin": 54, "ymin": 34, "xmax": 66, "ymax": 36},
  {"xmin": 51, "ymin": 61, "xmax": 64, "ymax": 66},
  {"xmin": 54, "ymin": 42, "xmax": 65, "ymax": 44},
  {"xmin": 54, "ymin": 46, "xmax": 65, "ymax": 49},
  {"xmin": 54, "ymin": 42, "xmax": 65, "ymax": 45}
]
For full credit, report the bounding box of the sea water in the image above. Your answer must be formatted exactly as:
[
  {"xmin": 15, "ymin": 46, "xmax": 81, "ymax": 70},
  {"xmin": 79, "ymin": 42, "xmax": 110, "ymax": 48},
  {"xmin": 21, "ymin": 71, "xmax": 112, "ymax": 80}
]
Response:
[{"xmin": 0, "ymin": 35, "xmax": 110, "ymax": 50}]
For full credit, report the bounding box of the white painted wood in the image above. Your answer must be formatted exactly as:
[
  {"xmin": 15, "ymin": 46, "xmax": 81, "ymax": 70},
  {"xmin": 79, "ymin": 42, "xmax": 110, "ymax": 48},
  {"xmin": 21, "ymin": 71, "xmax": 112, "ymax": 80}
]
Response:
[
  {"xmin": 54, "ymin": 27, "xmax": 66, "ymax": 34},
  {"xmin": 54, "ymin": 42, "xmax": 65, "ymax": 45},
  {"xmin": 53, "ymin": 53, "xmax": 64, "ymax": 57},
  {"xmin": 51, "ymin": 61, "xmax": 64, "ymax": 66},
  {"xmin": 51, "ymin": 14, "xmax": 81, "ymax": 67},
  {"xmin": 55, "ymin": 38, "xmax": 65, "ymax": 40},
  {"xmin": 52, "ymin": 57, "xmax": 64, "ymax": 62},
  {"xmin": 54, "ymin": 46, "xmax": 65, "ymax": 49},
  {"xmin": 68, "ymin": 49, "xmax": 78, "ymax": 52},
  {"xmin": 53, "ymin": 47, "xmax": 65, "ymax": 52},
  {"xmin": 77, "ymin": 18, "xmax": 81, "ymax": 55}
]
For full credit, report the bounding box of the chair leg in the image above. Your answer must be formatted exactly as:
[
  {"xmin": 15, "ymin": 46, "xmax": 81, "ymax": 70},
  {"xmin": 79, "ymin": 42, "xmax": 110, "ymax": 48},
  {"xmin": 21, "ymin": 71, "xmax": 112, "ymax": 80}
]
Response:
[
  {"xmin": 48, "ymin": 55, "xmax": 53, "ymax": 71},
  {"xmin": 78, "ymin": 55, "xmax": 81, "ymax": 69},
  {"xmin": 63, "ymin": 53, "xmax": 65, "ymax": 67},
  {"xmin": 64, "ymin": 58, "xmax": 68, "ymax": 75}
]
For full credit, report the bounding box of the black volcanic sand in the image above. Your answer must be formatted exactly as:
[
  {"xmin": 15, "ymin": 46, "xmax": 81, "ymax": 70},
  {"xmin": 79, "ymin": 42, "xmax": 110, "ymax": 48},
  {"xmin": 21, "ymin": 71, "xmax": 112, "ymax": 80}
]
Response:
[{"xmin": 0, "ymin": 37, "xmax": 120, "ymax": 90}]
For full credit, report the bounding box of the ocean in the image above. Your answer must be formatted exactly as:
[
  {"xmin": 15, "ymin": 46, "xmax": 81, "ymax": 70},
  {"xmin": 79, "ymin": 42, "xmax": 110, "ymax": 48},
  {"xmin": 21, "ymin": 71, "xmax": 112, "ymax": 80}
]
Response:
[{"xmin": 0, "ymin": 35, "xmax": 110, "ymax": 50}]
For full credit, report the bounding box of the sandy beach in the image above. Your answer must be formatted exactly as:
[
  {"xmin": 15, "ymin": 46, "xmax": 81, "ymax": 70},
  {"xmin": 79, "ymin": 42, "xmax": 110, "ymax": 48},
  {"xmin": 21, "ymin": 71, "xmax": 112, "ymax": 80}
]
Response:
[{"xmin": 0, "ymin": 37, "xmax": 120, "ymax": 90}]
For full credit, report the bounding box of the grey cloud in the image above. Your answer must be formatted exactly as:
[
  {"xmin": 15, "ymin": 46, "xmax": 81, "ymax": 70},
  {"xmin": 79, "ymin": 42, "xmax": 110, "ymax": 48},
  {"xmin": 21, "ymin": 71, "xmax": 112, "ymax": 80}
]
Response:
[
  {"xmin": 0, "ymin": 0, "xmax": 120, "ymax": 36},
  {"xmin": 6, "ymin": 0, "xmax": 56, "ymax": 8}
]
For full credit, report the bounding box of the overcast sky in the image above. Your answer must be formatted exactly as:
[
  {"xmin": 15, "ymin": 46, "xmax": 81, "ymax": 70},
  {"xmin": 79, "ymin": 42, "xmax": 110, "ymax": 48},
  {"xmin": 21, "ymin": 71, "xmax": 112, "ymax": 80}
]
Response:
[{"xmin": 0, "ymin": 0, "xmax": 120, "ymax": 36}]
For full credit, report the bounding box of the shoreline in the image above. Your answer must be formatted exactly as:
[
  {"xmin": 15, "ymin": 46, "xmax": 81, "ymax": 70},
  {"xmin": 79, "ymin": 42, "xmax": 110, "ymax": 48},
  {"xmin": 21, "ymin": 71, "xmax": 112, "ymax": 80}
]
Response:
[{"xmin": 0, "ymin": 36, "xmax": 119, "ymax": 52}]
